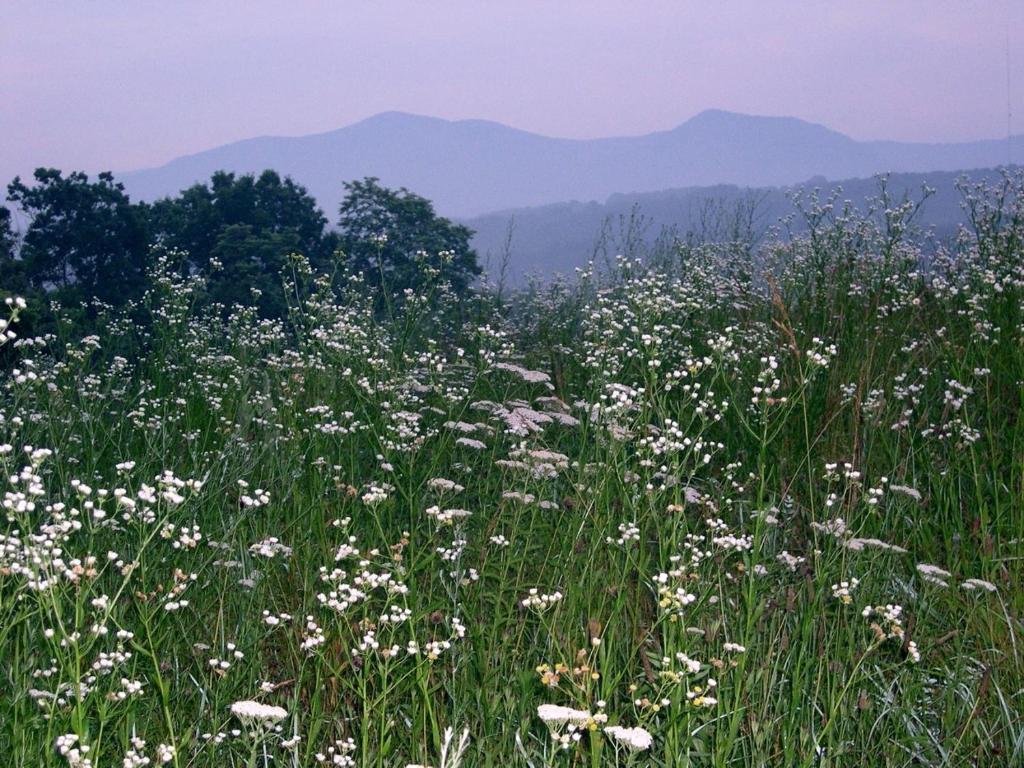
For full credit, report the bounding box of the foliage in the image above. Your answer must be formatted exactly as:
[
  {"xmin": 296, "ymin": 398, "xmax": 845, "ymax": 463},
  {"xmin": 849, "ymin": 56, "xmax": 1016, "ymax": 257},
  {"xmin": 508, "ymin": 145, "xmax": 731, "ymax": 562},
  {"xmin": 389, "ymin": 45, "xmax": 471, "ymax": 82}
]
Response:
[
  {"xmin": 2, "ymin": 168, "xmax": 485, "ymax": 329},
  {"xmin": 147, "ymin": 170, "xmax": 336, "ymax": 315},
  {"xmin": 0, "ymin": 207, "xmax": 15, "ymax": 263},
  {"xmin": 337, "ymin": 177, "xmax": 481, "ymax": 297},
  {"xmin": 4, "ymin": 169, "xmax": 150, "ymax": 311}
]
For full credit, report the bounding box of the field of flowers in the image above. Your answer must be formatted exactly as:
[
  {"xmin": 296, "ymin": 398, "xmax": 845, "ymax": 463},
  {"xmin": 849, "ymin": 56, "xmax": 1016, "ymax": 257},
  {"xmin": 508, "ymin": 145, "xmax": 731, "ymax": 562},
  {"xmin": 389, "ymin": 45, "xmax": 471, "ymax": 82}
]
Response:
[{"xmin": 1, "ymin": 175, "xmax": 1022, "ymax": 767}]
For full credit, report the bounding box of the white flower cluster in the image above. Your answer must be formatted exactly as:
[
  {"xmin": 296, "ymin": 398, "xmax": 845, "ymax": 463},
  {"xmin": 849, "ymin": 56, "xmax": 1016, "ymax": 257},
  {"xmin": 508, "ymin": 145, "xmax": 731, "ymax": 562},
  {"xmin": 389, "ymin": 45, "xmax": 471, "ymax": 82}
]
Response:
[
  {"xmin": 425, "ymin": 506, "xmax": 472, "ymax": 526},
  {"xmin": 230, "ymin": 699, "xmax": 288, "ymax": 724},
  {"xmin": 604, "ymin": 725, "xmax": 653, "ymax": 752},
  {"xmin": 831, "ymin": 578, "xmax": 860, "ymax": 604},
  {"xmin": 249, "ymin": 536, "xmax": 292, "ymax": 558},
  {"xmin": 521, "ymin": 589, "xmax": 563, "ymax": 610}
]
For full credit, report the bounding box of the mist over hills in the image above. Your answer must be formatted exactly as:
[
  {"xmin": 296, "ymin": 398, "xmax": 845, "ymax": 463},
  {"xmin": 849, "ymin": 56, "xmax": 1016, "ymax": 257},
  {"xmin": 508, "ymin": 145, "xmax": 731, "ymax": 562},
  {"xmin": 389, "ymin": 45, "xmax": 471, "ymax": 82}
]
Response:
[
  {"xmin": 463, "ymin": 168, "xmax": 1014, "ymax": 280},
  {"xmin": 118, "ymin": 110, "xmax": 1023, "ymax": 220}
]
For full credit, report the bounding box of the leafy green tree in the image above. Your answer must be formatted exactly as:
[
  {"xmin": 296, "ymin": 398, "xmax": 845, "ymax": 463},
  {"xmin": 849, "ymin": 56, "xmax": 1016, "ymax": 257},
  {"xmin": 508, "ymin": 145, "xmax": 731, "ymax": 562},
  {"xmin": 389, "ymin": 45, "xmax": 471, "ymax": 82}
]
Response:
[
  {"xmin": 0, "ymin": 207, "xmax": 22, "ymax": 293},
  {"xmin": 0, "ymin": 207, "xmax": 14, "ymax": 261},
  {"xmin": 147, "ymin": 170, "xmax": 333, "ymax": 314},
  {"xmin": 5, "ymin": 169, "xmax": 150, "ymax": 307},
  {"xmin": 148, "ymin": 170, "xmax": 331, "ymax": 270},
  {"xmin": 337, "ymin": 177, "xmax": 480, "ymax": 296},
  {"xmin": 205, "ymin": 224, "xmax": 306, "ymax": 317}
]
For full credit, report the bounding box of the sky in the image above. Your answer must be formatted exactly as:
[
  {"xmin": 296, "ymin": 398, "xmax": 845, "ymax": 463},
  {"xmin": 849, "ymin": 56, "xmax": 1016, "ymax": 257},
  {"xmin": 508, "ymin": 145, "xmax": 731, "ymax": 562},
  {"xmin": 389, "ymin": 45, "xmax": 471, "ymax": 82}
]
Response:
[{"xmin": 2, "ymin": 1, "xmax": 1022, "ymax": 185}]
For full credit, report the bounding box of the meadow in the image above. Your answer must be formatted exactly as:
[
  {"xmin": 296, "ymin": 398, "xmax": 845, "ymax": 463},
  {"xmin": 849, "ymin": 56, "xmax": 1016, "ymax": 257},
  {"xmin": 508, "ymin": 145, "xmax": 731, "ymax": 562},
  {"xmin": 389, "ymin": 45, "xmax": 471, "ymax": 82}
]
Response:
[{"xmin": 1, "ymin": 174, "xmax": 1022, "ymax": 767}]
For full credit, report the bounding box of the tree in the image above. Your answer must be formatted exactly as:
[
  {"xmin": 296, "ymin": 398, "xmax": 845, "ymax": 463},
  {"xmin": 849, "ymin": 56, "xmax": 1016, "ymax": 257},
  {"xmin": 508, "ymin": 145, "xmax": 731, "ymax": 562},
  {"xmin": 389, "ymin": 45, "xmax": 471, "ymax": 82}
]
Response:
[
  {"xmin": 147, "ymin": 170, "xmax": 333, "ymax": 314},
  {"xmin": 6, "ymin": 169, "xmax": 150, "ymax": 308},
  {"xmin": 205, "ymin": 224, "xmax": 305, "ymax": 317},
  {"xmin": 337, "ymin": 177, "xmax": 480, "ymax": 296},
  {"xmin": 0, "ymin": 207, "xmax": 14, "ymax": 261},
  {"xmin": 0, "ymin": 207, "xmax": 19, "ymax": 289},
  {"xmin": 148, "ymin": 170, "xmax": 331, "ymax": 268},
  {"xmin": 0, "ymin": 206, "xmax": 31, "ymax": 311}
]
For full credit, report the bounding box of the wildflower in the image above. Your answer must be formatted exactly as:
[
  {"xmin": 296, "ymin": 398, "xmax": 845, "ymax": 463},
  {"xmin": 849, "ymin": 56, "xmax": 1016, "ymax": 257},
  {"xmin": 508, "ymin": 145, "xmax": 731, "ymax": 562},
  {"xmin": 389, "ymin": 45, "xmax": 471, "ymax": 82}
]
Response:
[
  {"xmin": 230, "ymin": 700, "xmax": 288, "ymax": 724},
  {"xmin": 522, "ymin": 589, "xmax": 563, "ymax": 610},
  {"xmin": 906, "ymin": 640, "xmax": 921, "ymax": 663},
  {"xmin": 675, "ymin": 652, "xmax": 702, "ymax": 673},
  {"xmin": 425, "ymin": 506, "xmax": 472, "ymax": 525},
  {"xmin": 492, "ymin": 362, "xmax": 552, "ymax": 386},
  {"xmin": 249, "ymin": 537, "xmax": 292, "ymax": 558},
  {"xmin": 811, "ymin": 518, "xmax": 847, "ymax": 539},
  {"xmin": 776, "ymin": 551, "xmax": 806, "ymax": 571},
  {"xmin": 121, "ymin": 738, "xmax": 149, "ymax": 768},
  {"xmin": 604, "ymin": 725, "xmax": 653, "ymax": 752},
  {"xmin": 427, "ymin": 478, "xmax": 464, "ymax": 494},
  {"xmin": 961, "ymin": 578, "xmax": 997, "ymax": 592},
  {"xmin": 831, "ymin": 578, "xmax": 860, "ymax": 604},
  {"xmin": 889, "ymin": 485, "xmax": 922, "ymax": 501},
  {"xmin": 55, "ymin": 734, "xmax": 92, "ymax": 767},
  {"xmin": 537, "ymin": 704, "xmax": 592, "ymax": 726},
  {"xmin": 916, "ymin": 563, "xmax": 951, "ymax": 587},
  {"xmin": 845, "ymin": 538, "xmax": 908, "ymax": 554}
]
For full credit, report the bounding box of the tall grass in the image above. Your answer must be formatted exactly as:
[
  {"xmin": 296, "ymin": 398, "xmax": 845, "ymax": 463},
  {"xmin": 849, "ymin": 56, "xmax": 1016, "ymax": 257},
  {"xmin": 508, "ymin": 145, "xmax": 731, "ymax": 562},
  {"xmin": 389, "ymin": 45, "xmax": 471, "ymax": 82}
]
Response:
[{"xmin": 1, "ymin": 173, "xmax": 1021, "ymax": 767}]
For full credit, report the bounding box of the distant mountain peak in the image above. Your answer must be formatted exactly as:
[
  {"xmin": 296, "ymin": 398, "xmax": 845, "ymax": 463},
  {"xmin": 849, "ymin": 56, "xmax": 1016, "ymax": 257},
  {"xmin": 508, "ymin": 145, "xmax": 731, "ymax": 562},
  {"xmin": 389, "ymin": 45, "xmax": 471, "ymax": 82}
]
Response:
[
  {"xmin": 346, "ymin": 111, "xmax": 447, "ymax": 130},
  {"xmin": 118, "ymin": 110, "xmax": 1022, "ymax": 218},
  {"xmin": 367, "ymin": 110, "xmax": 441, "ymax": 123},
  {"xmin": 679, "ymin": 108, "xmax": 844, "ymax": 136},
  {"xmin": 685, "ymin": 108, "xmax": 746, "ymax": 123}
]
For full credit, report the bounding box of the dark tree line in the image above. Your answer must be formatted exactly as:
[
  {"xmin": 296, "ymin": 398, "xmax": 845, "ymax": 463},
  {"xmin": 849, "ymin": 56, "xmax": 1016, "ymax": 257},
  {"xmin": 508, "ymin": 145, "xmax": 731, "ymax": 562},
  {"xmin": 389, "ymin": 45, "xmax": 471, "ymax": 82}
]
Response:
[
  {"xmin": 1, "ymin": 168, "xmax": 479, "ymax": 329},
  {"xmin": 4, "ymin": 170, "xmax": 150, "ymax": 308},
  {"xmin": 337, "ymin": 177, "xmax": 479, "ymax": 297}
]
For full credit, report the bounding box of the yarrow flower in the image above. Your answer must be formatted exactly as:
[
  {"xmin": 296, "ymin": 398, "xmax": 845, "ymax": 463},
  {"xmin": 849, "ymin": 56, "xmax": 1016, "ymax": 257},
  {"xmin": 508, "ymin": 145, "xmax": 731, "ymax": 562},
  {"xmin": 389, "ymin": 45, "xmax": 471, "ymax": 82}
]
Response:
[
  {"xmin": 604, "ymin": 725, "xmax": 653, "ymax": 752},
  {"xmin": 522, "ymin": 589, "xmax": 563, "ymax": 610},
  {"xmin": 916, "ymin": 563, "xmax": 951, "ymax": 587},
  {"xmin": 536, "ymin": 704, "xmax": 602, "ymax": 751},
  {"xmin": 961, "ymin": 578, "xmax": 997, "ymax": 593},
  {"xmin": 536, "ymin": 703, "xmax": 592, "ymax": 726},
  {"xmin": 230, "ymin": 700, "xmax": 288, "ymax": 724}
]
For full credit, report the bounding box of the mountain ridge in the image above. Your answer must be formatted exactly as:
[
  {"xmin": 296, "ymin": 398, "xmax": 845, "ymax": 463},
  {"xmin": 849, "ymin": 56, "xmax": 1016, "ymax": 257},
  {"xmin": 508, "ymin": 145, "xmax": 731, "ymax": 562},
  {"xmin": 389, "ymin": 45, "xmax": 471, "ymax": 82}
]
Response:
[{"xmin": 117, "ymin": 110, "xmax": 1024, "ymax": 218}]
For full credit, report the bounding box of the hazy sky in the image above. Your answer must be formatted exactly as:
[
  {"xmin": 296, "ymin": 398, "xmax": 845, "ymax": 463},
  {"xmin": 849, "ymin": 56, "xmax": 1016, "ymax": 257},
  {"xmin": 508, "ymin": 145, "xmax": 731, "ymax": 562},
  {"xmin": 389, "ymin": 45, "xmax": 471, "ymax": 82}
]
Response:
[{"xmin": 2, "ymin": 1, "xmax": 1022, "ymax": 184}]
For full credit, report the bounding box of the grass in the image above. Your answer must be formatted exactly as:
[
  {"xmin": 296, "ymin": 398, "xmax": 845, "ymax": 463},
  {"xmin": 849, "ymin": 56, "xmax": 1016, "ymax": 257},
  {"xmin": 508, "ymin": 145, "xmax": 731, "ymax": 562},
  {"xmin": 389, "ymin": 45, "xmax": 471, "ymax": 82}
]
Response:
[{"xmin": 0, "ymin": 174, "xmax": 1022, "ymax": 767}]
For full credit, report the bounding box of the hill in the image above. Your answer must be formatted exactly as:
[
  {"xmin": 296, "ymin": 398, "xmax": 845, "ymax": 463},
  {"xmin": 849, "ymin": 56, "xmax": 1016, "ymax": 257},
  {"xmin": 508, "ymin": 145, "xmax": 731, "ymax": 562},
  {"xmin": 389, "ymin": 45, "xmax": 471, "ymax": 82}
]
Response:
[
  {"xmin": 117, "ymin": 111, "xmax": 1023, "ymax": 219},
  {"xmin": 463, "ymin": 168, "xmax": 1015, "ymax": 280}
]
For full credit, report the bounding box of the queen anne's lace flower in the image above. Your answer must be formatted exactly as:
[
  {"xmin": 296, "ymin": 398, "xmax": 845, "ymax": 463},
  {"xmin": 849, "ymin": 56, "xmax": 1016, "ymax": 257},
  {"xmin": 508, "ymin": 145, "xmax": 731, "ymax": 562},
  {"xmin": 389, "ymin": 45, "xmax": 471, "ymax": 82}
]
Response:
[
  {"xmin": 536, "ymin": 704, "xmax": 592, "ymax": 726},
  {"xmin": 604, "ymin": 725, "xmax": 653, "ymax": 751},
  {"xmin": 230, "ymin": 700, "xmax": 288, "ymax": 724}
]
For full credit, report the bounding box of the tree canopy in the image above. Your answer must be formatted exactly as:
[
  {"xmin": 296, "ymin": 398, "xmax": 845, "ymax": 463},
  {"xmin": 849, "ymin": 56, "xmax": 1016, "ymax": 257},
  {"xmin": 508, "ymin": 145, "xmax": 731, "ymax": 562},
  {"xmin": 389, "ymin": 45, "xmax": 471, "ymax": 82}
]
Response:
[
  {"xmin": 4, "ymin": 169, "xmax": 150, "ymax": 308},
  {"xmin": 337, "ymin": 177, "xmax": 480, "ymax": 296},
  {"xmin": 0, "ymin": 207, "xmax": 14, "ymax": 263},
  {"xmin": 147, "ymin": 170, "xmax": 336, "ymax": 313},
  {"xmin": 1, "ymin": 169, "xmax": 481, "ymax": 333}
]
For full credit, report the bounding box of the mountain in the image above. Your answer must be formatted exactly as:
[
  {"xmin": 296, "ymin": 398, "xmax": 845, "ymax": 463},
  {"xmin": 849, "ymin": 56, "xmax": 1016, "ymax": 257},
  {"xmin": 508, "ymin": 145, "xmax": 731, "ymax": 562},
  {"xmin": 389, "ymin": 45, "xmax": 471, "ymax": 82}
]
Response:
[
  {"xmin": 118, "ymin": 110, "xmax": 1023, "ymax": 219},
  {"xmin": 462, "ymin": 167, "xmax": 1015, "ymax": 280}
]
